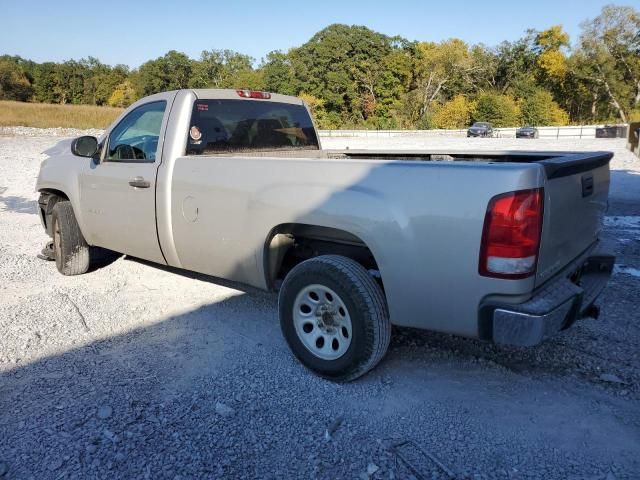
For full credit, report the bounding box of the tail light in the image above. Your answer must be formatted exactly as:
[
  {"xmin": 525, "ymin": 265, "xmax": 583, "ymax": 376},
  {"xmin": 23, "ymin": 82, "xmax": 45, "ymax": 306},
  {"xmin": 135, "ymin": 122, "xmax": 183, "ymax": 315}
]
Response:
[
  {"xmin": 236, "ymin": 89, "xmax": 271, "ymax": 99},
  {"xmin": 479, "ymin": 188, "xmax": 544, "ymax": 279}
]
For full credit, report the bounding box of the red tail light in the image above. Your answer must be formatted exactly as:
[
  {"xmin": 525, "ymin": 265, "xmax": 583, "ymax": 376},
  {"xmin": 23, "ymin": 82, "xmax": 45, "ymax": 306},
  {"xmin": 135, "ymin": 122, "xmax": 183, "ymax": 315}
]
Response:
[
  {"xmin": 479, "ymin": 188, "xmax": 544, "ymax": 279},
  {"xmin": 236, "ymin": 89, "xmax": 271, "ymax": 99}
]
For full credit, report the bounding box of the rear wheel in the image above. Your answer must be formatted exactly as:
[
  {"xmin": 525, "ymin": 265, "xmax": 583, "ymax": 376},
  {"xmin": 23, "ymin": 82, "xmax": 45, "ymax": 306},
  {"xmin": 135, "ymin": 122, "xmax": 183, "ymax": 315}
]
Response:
[
  {"xmin": 52, "ymin": 201, "xmax": 91, "ymax": 275},
  {"xmin": 278, "ymin": 255, "xmax": 391, "ymax": 382}
]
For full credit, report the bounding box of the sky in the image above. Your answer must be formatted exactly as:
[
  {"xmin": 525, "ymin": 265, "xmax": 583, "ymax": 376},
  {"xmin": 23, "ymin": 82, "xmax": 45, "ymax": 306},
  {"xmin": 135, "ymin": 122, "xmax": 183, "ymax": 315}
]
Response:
[{"xmin": 0, "ymin": 0, "xmax": 628, "ymax": 68}]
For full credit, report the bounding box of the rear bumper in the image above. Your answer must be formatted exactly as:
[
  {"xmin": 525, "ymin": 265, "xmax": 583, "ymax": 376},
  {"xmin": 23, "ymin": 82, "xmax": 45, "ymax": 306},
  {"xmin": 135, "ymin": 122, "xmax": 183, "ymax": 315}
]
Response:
[{"xmin": 479, "ymin": 252, "xmax": 615, "ymax": 347}]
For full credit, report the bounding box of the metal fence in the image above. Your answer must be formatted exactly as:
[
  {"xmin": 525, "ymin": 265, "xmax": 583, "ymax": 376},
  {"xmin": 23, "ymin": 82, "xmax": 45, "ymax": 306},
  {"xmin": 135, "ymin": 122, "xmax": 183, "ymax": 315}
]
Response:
[{"xmin": 319, "ymin": 124, "xmax": 627, "ymax": 139}]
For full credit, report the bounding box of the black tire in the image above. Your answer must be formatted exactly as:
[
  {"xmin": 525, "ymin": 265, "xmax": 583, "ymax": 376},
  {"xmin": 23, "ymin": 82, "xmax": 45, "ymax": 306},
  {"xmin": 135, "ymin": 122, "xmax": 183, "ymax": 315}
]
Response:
[
  {"xmin": 278, "ymin": 255, "xmax": 391, "ymax": 382},
  {"xmin": 51, "ymin": 200, "xmax": 91, "ymax": 275}
]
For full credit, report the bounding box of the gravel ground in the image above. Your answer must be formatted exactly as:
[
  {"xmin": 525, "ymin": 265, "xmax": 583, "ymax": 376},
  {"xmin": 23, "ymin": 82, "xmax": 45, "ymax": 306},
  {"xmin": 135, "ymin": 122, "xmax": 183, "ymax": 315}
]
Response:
[{"xmin": 0, "ymin": 128, "xmax": 639, "ymax": 479}]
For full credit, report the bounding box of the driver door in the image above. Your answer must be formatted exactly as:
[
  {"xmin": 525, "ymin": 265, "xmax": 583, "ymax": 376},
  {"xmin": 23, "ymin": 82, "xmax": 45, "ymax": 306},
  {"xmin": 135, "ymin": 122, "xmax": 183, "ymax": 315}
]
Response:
[{"xmin": 79, "ymin": 99, "xmax": 169, "ymax": 263}]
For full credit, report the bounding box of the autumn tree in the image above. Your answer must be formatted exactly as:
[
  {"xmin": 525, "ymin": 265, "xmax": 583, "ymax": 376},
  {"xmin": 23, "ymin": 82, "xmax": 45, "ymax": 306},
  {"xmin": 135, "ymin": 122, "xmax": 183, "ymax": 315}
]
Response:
[
  {"xmin": 432, "ymin": 95, "xmax": 473, "ymax": 129},
  {"xmin": 108, "ymin": 80, "xmax": 136, "ymax": 107},
  {"xmin": 575, "ymin": 5, "xmax": 640, "ymax": 122},
  {"xmin": 411, "ymin": 39, "xmax": 478, "ymax": 117},
  {"xmin": 93, "ymin": 65, "xmax": 129, "ymax": 106},
  {"xmin": 535, "ymin": 26, "xmax": 570, "ymax": 90}
]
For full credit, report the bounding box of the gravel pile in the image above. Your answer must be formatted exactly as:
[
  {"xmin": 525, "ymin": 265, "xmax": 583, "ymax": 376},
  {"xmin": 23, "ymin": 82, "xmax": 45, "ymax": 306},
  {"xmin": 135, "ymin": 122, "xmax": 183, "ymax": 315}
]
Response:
[{"xmin": 0, "ymin": 134, "xmax": 638, "ymax": 479}]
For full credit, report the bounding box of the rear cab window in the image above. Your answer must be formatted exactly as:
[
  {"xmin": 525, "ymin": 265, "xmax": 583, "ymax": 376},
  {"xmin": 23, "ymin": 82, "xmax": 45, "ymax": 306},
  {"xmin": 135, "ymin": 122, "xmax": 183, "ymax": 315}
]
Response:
[{"xmin": 186, "ymin": 99, "xmax": 319, "ymax": 155}]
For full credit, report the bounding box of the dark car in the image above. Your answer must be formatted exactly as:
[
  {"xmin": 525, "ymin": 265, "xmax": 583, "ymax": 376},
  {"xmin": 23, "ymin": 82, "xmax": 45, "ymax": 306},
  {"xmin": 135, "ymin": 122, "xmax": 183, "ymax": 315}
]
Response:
[
  {"xmin": 516, "ymin": 126, "xmax": 539, "ymax": 139},
  {"xmin": 467, "ymin": 122, "xmax": 493, "ymax": 138}
]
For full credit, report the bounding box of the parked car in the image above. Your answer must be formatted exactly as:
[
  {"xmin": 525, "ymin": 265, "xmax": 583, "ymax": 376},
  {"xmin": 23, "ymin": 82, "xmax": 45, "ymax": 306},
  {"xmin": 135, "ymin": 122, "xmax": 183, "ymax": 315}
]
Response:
[
  {"xmin": 467, "ymin": 122, "xmax": 493, "ymax": 137},
  {"xmin": 36, "ymin": 89, "xmax": 615, "ymax": 381},
  {"xmin": 596, "ymin": 125, "xmax": 628, "ymax": 138},
  {"xmin": 516, "ymin": 126, "xmax": 539, "ymax": 139}
]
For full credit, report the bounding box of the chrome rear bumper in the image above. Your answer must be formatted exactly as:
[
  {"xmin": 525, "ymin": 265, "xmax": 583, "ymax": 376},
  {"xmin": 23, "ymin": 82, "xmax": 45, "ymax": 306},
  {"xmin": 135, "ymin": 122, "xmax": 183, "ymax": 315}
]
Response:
[{"xmin": 479, "ymin": 253, "xmax": 615, "ymax": 347}]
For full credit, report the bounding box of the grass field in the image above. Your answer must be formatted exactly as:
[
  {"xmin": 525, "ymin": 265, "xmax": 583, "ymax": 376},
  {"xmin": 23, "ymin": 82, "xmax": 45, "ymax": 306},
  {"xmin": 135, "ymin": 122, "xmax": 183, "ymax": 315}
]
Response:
[{"xmin": 0, "ymin": 101, "xmax": 123, "ymax": 129}]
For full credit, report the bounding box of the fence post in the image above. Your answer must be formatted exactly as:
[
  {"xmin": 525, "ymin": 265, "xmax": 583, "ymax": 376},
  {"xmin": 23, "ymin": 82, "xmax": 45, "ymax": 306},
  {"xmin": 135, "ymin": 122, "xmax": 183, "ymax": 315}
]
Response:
[
  {"xmin": 580, "ymin": 125, "xmax": 583, "ymax": 139},
  {"xmin": 557, "ymin": 128, "xmax": 560, "ymax": 139}
]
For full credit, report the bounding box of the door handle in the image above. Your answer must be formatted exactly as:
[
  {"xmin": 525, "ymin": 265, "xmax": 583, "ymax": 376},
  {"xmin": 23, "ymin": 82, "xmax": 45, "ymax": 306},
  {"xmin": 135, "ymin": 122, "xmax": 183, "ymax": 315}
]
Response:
[{"xmin": 128, "ymin": 176, "xmax": 150, "ymax": 188}]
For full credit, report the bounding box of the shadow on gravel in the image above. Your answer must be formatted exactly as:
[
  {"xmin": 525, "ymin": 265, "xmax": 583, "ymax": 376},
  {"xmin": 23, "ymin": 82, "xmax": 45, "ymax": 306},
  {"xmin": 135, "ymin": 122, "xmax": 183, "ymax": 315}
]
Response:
[
  {"xmin": 0, "ymin": 193, "xmax": 37, "ymax": 214},
  {"xmin": 608, "ymin": 169, "xmax": 640, "ymax": 216},
  {"xmin": 1, "ymin": 278, "xmax": 639, "ymax": 479},
  {"xmin": 116, "ymin": 253, "xmax": 640, "ymax": 389},
  {"xmin": 0, "ymin": 292, "xmax": 288, "ymax": 479},
  {"xmin": 87, "ymin": 248, "xmax": 124, "ymax": 272},
  {"xmin": 125, "ymin": 257, "xmax": 256, "ymax": 290}
]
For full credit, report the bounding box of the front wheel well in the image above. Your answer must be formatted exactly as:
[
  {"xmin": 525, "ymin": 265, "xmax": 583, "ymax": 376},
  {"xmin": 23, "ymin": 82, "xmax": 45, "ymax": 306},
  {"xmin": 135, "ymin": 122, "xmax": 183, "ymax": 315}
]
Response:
[
  {"xmin": 38, "ymin": 189, "xmax": 70, "ymax": 237},
  {"xmin": 264, "ymin": 224, "xmax": 382, "ymax": 290}
]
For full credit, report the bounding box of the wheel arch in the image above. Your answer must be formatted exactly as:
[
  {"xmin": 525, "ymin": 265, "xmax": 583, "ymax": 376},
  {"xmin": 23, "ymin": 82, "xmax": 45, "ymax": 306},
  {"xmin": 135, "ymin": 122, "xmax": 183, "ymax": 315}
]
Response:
[
  {"xmin": 37, "ymin": 188, "xmax": 70, "ymax": 237},
  {"xmin": 263, "ymin": 223, "xmax": 384, "ymax": 291}
]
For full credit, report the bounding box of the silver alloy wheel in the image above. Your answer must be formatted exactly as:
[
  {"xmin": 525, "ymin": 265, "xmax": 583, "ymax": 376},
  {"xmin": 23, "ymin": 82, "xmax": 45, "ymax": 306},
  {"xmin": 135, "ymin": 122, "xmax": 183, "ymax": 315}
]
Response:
[{"xmin": 292, "ymin": 284, "xmax": 353, "ymax": 360}]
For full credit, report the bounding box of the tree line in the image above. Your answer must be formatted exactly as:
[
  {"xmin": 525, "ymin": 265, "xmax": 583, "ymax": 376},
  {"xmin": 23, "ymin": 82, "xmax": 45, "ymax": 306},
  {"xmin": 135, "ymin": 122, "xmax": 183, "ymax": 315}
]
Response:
[{"xmin": 1, "ymin": 4, "xmax": 638, "ymax": 129}]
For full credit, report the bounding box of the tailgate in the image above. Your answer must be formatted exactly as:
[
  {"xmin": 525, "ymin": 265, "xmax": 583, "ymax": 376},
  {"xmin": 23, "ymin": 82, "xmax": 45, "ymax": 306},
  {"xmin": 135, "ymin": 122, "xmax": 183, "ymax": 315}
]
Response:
[{"xmin": 535, "ymin": 152, "xmax": 612, "ymax": 286}]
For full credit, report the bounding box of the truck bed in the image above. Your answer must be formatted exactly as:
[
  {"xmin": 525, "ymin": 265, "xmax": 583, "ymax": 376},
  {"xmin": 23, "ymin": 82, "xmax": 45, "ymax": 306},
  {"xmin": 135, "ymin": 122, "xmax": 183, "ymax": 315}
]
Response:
[
  {"xmin": 333, "ymin": 149, "xmax": 613, "ymax": 179},
  {"xmin": 205, "ymin": 147, "xmax": 612, "ymax": 179},
  {"xmin": 194, "ymin": 147, "xmax": 613, "ymax": 290}
]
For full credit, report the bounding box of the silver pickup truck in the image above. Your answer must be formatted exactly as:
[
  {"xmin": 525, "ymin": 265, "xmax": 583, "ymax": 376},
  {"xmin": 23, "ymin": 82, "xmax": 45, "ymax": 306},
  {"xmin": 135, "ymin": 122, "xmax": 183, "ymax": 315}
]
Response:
[{"xmin": 36, "ymin": 89, "xmax": 615, "ymax": 381}]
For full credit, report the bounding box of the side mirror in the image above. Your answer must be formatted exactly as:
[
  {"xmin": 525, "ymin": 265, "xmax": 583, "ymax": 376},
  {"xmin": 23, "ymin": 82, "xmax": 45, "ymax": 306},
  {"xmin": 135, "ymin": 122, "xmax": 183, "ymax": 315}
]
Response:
[{"xmin": 71, "ymin": 136, "xmax": 99, "ymax": 158}]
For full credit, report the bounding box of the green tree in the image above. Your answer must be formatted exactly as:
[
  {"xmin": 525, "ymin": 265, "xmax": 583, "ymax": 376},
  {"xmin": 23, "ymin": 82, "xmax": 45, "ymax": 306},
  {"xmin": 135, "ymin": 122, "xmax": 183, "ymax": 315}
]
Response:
[
  {"xmin": 468, "ymin": 45, "xmax": 499, "ymax": 91},
  {"xmin": 520, "ymin": 90, "xmax": 569, "ymax": 126},
  {"xmin": 136, "ymin": 50, "xmax": 193, "ymax": 97},
  {"xmin": 261, "ymin": 51, "xmax": 295, "ymax": 95},
  {"xmin": 189, "ymin": 49, "xmax": 255, "ymax": 89},
  {"xmin": 471, "ymin": 92, "xmax": 521, "ymax": 127},
  {"xmin": 494, "ymin": 33, "xmax": 538, "ymax": 94},
  {"xmin": 370, "ymin": 48, "xmax": 414, "ymax": 123},
  {"xmin": 233, "ymin": 69, "xmax": 265, "ymax": 90},
  {"xmin": 288, "ymin": 24, "xmax": 400, "ymax": 123},
  {"xmin": 0, "ymin": 59, "xmax": 33, "ymax": 101},
  {"xmin": 54, "ymin": 60, "xmax": 88, "ymax": 104},
  {"xmin": 32, "ymin": 62, "xmax": 58, "ymax": 103}
]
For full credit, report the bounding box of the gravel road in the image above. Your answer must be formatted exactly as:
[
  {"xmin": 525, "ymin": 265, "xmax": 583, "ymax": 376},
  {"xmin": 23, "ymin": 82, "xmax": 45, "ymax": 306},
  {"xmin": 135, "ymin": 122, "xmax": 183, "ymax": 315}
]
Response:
[{"xmin": 1, "ymin": 128, "xmax": 639, "ymax": 479}]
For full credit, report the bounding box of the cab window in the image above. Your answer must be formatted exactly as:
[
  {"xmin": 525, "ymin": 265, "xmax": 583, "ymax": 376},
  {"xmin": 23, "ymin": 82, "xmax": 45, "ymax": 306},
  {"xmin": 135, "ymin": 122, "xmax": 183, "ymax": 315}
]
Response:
[
  {"xmin": 186, "ymin": 99, "xmax": 319, "ymax": 155},
  {"xmin": 105, "ymin": 101, "xmax": 166, "ymax": 162}
]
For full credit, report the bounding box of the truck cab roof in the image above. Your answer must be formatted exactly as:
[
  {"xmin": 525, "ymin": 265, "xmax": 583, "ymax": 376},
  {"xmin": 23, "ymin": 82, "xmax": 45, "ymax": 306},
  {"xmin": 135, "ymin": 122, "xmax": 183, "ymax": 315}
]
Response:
[{"xmin": 189, "ymin": 89, "xmax": 305, "ymax": 105}]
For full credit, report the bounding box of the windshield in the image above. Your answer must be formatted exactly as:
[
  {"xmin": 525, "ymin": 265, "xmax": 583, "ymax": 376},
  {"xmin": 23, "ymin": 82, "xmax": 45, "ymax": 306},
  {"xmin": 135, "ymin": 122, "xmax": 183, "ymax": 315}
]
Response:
[
  {"xmin": 186, "ymin": 99, "xmax": 319, "ymax": 155},
  {"xmin": 472, "ymin": 122, "xmax": 490, "ymax": 128}
]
